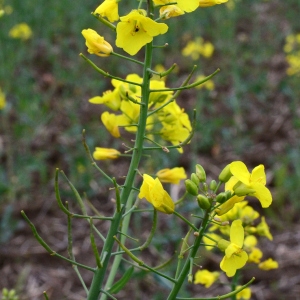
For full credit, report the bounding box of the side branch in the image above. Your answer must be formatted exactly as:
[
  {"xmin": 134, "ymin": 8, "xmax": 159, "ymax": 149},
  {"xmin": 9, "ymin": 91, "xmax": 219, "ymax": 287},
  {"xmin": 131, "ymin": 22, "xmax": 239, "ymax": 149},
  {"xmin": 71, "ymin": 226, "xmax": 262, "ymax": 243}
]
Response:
[{"xmin": 21, "ymin": 210, "xmax": 95, "ymax": 272}]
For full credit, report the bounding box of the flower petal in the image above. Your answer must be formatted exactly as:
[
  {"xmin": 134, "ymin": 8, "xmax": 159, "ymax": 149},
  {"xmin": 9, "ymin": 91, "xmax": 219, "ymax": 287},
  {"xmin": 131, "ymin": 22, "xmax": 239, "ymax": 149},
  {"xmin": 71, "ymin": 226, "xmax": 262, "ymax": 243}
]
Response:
[
  {"xmin": 220, "ymin": 251, "xmax": 248, "ymax": 277},
  {"xmin": 230, "ymin": 220, "xmax": 244, "ymax": 247},
  {"xmin": 230, "ymin": 161, "xmax": 250, "ymax": 185},
  {"xmin": 252, "ymin": 183, "xmax": 272, "ymax": 208},
  {"xmin": 251, "ymin": 164, "xmax": 266, "ymax": 185}
]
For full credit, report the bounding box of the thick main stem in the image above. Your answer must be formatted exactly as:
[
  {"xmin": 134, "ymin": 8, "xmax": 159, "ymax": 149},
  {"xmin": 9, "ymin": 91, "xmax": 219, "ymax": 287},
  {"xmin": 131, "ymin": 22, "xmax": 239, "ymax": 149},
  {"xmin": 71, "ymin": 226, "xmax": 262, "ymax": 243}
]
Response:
[{"xmin": 87, "ymin": 41, "xmax": 153, "ymax": 300}]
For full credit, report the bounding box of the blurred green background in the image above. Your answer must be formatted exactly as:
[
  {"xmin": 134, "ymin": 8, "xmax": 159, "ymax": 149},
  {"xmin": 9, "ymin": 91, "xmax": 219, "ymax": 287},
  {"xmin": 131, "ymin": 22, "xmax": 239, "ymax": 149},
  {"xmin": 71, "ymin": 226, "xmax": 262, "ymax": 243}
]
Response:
[{"xmin": 1, "ymin": 0, "xmax": 300, "ymax": 299}]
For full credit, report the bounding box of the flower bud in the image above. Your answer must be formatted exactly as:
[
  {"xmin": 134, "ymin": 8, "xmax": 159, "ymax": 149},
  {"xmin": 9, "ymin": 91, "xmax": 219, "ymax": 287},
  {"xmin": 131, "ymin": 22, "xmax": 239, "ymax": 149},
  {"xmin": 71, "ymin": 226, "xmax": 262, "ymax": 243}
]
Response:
[
  {"xmin": 209, "ymin": 180, "xmax": 217, "ymax": 191},
  {"xmin": 197, "ymin": 194, "xmax": 211, "ymax": 210},
  {"xmin": 191, "ymin": 173, "xmax": 200, "ymax": 185},
  {"xmin": 82, "ymin": 29, "xmax": 113, "ymax": 57},
  {"xmin": 93, "ymin": 147, "xmax": 120, "ymax": 160},
  {"xmin": 233, "ymin": 182, "xmax": 256, "ymax": 196},
  {"xmin": 225, "ymin": 190, "xmax": 233, "ymax": 200},
  {"xmin": 218, "ymin": 164, "xmax": 232, "ymax": 182},
  {"xmin": 216, "ymin": 192, "xmax": 227, "ymax": 204},
  {"xmin": 217, "ymin": 238, "xmax": 230, "ymax": 252},
  {"xmin": 195, "ymin": 164, "xmax": 206, "ymax": 182},
  {"xmin": 185, "ymin": 179, "xmax": 199, "ymax": 196},
  {"xmin": 202, "ymin": 182, "xmax": 208, "ymax": 192}
]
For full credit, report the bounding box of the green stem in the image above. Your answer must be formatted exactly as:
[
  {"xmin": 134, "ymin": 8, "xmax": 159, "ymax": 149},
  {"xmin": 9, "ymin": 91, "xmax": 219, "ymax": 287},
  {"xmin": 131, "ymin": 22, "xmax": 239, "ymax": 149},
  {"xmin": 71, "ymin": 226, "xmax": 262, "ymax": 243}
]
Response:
[
  {"xmin": 167, "ymin": 210, "xmax": 211, "ymax": 300},
  {"xmin": 111, "ymin": 51, "xmax": 144, "ymax": 65},
  {"xmin": 101, "ymin": 193, "xmax": 136, "ymax": 300},
  {"xmin": 231, "ymin": 270, "xmax": 240, "ymax": 300},
  {"xmin": 21, "ymin": 210, "xmax": 95, "ymax": 272},
  {"xmin": 87, "ymin": 39, "xmax": 154, "ymax": 300}
]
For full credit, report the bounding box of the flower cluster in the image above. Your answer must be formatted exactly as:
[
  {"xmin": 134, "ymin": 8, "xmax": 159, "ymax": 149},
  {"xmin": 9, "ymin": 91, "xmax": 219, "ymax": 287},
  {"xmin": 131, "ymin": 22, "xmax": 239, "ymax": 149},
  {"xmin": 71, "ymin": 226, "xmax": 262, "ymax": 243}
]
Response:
[
  {"xmin": 89, "ymin": 73, "xmax": 192, "ymax": 153},
  {"xmin": 82, "ymin": 0, "xmax": 228, "ymax": 56},
  {"xmin": 184, "ymin": 161, "xmax": 277, "ymax": 284}
]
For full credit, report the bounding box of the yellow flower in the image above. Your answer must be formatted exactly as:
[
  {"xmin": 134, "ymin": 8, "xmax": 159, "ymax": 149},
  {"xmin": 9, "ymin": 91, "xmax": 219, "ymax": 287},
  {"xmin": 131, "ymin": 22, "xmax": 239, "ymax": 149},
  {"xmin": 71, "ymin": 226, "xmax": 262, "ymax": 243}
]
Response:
[
  {"xmin": 89, "ymin": 89, "xmax": 121, "ymax": 111},
  {"xmin": 93, "ymin": 147, "xmax": 120, "ymax": 160},
  {"xmin": 159, "ymin": 124, "xmax": 190, "ymax": 153},
  {"xmin": 195, "ymin": 75, "xmax": 215, "ymax": 90},
  {"xmin": 112, "ymin": 73, "xmax": 142, "ymax": 100},
  {"xmin": 158, "ymin": 100, "xmax": 192, "ymax": 150},
  {"xmin": 0, "ymin": 88, "xmax": 6, "ymax": 110},
  {"xmin": 94, "ymin": 0, "xmax": 119, "ymax": 22},
  {"xmin": 236, "ymin": 286, "xmax": 251, "ymax": 300},
  {"xmin": 203, "ymin": 232, "xmax": 221, "ymax": 250},
  {"xmin": 256, "ymin": 217, "xmax": 273, "ymax": 240},
  {"xmin": 215, "ymin": 177, "xmax": 245, "ymax": 216},
  {"xmin": 159, "ymin": 5, "xmax": 184, "ymax": 19},
  {"xmin": 139, "ymin": 174, "xmax": 174, "ymax": 214},
  {"xmin": 218, "ymin": 220, "xmax": 248, "ymax": 277},
  {"xmin": 230, "ymin": 161, "xmax": 272, "ymax": 208},
  {"xmin": 194, "ymin": 269, "xmax": 220, "ymax": 288},
  {"xmin": 153, "ymin": 0, "xmax": 199, "ymax": 12},
  {"xmin": 199, "ymin": 0, "xmax": 228, "ymax": 7},
  {"xmin": 101, "ymin": 111, "xmax": 120, "ymax": 137},
  {"xmin": 248, "ymin": 247, "xmax": 263, "ymax": 264},
  {"xmin": 156, "ymin": 167, "xmax": 187, "ymax": 184},
  {"xmin": 182, "ymin": 37, "xmax": 214, "ymax": 60},
  {"xmin": 82, "ymin": 29, "xmax": 113, "ymax": 57},
  {"xmin": 149, "ymin": 80, "xmax": 173, "ymax": 104},
  {"xmin": 244, "ymin": 235, "xmax": 263, "ymax": 264},
  {"xmin": 116, "ymin": 10, "xmax": 168, "ymax": 55},
  {"xmin": 9, "ymin": 23, "xmax": 32, "ymax": 40},
  {"xmin": 258, "ymin": 258, "xmax": 278, "ymax": 270}
]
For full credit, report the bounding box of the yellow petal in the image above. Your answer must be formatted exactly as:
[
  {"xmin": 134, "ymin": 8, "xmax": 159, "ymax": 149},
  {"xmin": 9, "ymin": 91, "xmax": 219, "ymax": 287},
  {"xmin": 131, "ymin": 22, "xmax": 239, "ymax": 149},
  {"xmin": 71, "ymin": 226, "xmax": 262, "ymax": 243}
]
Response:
[
  {"xmin": 230, "ymin": 220, "xmax": 244, "ymax": 247},
  {"xmin": 138, "ymin": 174, "xmax": 155, "ymax": 201},
  {"xmin": 220, "ymin": 251, "xmax": 248, "ymax": 277},
  {"xmin": 251, "ymin": 164, "xmax": 266, "ymax": 185},
  {"xmin": 230, "ymin": 161, "xmax": 250, "ymax": 185},
  {"xmin": 252, "ymin": 183, "xmax": 272, "ymax": 208}
]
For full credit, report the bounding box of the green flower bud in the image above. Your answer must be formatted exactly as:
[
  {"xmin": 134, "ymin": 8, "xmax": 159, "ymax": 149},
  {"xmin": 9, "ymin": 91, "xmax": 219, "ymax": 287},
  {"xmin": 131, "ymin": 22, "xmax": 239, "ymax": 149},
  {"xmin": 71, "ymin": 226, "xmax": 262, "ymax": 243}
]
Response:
[
  {"xmin": 216, "ymin": 192, "xmax": 227, "ymax": 204},
  {"xmin": 202, "ymin": 182, "xmax": 208, "ymax": 192},
  {"xmin": 218, "ymin": 164, "xmax": 232, "ymax": 182},
  {"xmin": 209, "ymin": 180, "xmax": 217, "ymax": 191},
  {"xmin": 217, "ymin": 238, "xmax": 230, "ymax": 252},
  {"xmin": 197, "ymin": 194, "xmax": 211, "ymax": 210},
  {"xmin": 191, "ymin": 173, "xmax": 200, "ymax": 185},
  {"xmin": 225, "ymin": 190, "xmax": 233, "ymax": 200},
  {"xmin": 233, "ymin": 183, "xmax": 256, "ymax": 196},
  {"xmin": 185, "ymin": 179, "xmax": 199, "ymax": 196},
  {"xmin": 195, "ymin": 164, "xmax": 206, "ymax": 182}
]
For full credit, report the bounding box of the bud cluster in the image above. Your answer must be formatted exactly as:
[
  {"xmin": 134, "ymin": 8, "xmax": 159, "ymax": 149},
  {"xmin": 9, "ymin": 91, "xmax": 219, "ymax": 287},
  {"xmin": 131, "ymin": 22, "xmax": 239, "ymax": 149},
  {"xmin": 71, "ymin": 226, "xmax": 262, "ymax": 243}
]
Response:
[{"xmin": 184, "ymin": 164, "xmax": 235, "ymax": 211}]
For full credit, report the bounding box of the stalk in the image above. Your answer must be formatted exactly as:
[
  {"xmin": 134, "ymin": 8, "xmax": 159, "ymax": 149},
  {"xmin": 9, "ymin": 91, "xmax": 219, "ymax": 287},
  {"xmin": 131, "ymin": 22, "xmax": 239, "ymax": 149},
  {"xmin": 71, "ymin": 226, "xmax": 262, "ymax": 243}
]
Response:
[{"xmin": 87, "ymin": 38, "xmax": 154, "ymax": 300}]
